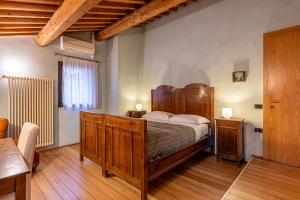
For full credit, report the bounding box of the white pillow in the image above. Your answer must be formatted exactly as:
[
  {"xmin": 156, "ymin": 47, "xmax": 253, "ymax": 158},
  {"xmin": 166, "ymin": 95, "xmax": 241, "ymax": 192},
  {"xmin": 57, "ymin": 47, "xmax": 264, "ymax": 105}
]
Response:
[
  {"xmin": 142, "ymin": 111, "xmax": 174, "ymax": 121},
  {"xmin": 169, "ymin": 114, "xmax": 210, "ymax": 125}
]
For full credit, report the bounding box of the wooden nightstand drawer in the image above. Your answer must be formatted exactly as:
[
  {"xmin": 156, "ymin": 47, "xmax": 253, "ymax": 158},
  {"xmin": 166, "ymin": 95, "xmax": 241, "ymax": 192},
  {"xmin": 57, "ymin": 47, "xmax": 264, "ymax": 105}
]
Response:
[
  {"xmin": 218, "ymin": 120, "xmax": 239, "ymax": 128},
  {"xmin": 215, "ymin": 118, "xmax": 245, "ymax": 166}
]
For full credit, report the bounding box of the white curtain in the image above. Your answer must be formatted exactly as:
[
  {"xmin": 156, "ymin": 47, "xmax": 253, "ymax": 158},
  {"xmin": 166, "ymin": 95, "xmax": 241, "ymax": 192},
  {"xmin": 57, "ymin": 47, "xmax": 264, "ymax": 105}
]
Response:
[{"xmin": 62, "ymin": 56, "xmax": 98, "ymax": 111}]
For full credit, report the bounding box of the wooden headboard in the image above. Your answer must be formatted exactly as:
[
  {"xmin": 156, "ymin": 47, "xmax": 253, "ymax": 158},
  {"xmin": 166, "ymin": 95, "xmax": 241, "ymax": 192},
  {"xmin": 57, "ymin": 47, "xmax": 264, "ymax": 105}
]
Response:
[{"xmin": 151, "ymin": 83, "xmax": 214, "ymax": 129}]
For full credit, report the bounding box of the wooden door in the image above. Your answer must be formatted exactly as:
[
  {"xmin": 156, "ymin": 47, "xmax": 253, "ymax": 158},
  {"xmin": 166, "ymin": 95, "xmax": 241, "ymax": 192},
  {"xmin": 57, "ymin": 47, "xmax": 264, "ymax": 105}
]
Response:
[{"xmin": 264, "ymin": 26, "xmax": 300, "ymax": 166}]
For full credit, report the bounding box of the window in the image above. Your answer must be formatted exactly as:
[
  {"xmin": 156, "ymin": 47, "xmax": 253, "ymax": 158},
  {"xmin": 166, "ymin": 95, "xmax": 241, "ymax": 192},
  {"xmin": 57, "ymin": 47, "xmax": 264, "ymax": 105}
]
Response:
[{"xmin": 59, "ymin": 57, "xmax": 98, "ymax": 111}]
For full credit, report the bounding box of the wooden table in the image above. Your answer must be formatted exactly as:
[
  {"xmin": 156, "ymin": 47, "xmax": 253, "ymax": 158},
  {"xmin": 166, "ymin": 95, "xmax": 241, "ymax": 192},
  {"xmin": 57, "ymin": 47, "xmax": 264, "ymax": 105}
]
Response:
[{"xmin": 0, "ymin": 138, "xmax": 30, "ymax": 200}]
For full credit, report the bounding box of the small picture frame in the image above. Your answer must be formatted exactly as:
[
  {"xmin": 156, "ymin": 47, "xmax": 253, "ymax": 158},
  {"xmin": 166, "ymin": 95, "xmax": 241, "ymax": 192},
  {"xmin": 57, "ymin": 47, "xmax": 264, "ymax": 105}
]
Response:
[{"xmin": 232, "ymin": 71, "xmax": 246, "ymax": 82}]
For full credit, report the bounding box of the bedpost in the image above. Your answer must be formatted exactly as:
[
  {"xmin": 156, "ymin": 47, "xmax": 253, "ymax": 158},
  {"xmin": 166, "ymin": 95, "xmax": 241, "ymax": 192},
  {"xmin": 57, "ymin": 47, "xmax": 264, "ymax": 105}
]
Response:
[
  {"xmin": 210, "ymin": 87, "xmax": 215, "ymax": 154},
  {"xmin": 102, "ymin": 164, "xmax": 108, "ymax": 177},
  {"xmin": 102, "ymin": 115, "xmax": 108, "ymax": 178},
  {"xmin": 80, "ymin": 112, "xmax": 84, "ymax": 162},
  {"xmin": 141, "ymin": 119, "xmax": 148, "ymax": 200}
]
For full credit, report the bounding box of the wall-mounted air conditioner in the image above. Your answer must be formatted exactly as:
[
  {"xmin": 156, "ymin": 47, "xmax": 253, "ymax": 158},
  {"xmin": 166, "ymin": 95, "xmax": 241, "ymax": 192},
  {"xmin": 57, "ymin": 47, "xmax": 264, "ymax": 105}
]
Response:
[{"xmin": 60, "ymin": 36, "xmax": 95, "ymax": 58}]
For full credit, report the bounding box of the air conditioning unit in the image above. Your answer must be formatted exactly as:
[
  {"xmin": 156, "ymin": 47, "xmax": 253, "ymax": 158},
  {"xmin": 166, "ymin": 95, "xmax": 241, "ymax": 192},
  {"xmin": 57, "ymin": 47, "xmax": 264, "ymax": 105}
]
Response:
[{"xmin": 60, "ymin": 36, "xmax": 95, "ymax": 58}]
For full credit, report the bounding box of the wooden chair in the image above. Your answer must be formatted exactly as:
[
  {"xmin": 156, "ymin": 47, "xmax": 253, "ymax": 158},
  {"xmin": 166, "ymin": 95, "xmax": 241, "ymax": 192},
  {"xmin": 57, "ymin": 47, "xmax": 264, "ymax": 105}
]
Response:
[{"xmin": 0, "ymin": 118, "xmax": 8, "ymax": 139}]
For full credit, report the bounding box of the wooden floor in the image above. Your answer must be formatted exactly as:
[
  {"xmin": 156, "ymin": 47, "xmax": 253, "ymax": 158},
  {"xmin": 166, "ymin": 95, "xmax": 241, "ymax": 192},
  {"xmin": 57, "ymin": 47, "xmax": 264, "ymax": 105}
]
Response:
[
  {"xmin": 31, "ymin": 145, "xmax": 243, "ymax": 200},
  {"xmin": 222, "ymin": 157, "xmax": 300, "ymax": 200}
]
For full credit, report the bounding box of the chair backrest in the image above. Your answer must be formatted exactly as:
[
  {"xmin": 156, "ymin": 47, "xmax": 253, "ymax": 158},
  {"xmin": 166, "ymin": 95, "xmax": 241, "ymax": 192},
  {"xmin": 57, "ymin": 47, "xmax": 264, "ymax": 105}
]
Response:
[
  {"xmin": 0, "ymin": 118, "xmax": 9, "ymax": 139},
  {"xmin": 18, "ymin": 122, "xmax": 39, "ymax": 169}
]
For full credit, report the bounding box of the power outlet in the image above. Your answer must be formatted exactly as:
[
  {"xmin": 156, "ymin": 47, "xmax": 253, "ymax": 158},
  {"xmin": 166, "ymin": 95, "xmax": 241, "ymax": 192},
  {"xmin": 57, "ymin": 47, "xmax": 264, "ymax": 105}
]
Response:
[
  {"xmin": 254, "ymin": 128, "xmax": 263, "ymax": 133},
  {"xmin": 254, "ymin": 104, "xmax": 263, "ymax": 109}
]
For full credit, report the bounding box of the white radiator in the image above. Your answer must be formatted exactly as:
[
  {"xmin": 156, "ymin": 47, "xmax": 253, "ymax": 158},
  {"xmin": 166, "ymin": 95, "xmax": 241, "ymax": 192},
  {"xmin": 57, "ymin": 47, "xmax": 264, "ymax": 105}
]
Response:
[{"xmin": 6, "ymin": 75, "xmax": 54, "ymax": 148}]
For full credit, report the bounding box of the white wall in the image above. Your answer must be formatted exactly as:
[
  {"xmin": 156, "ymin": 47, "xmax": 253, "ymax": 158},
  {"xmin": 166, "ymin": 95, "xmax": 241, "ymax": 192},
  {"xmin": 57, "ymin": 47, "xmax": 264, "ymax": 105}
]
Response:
[
  {"xmin": 0, "ymin": 36, "xmax": 106, "ymax": 148},
  {"xmin": 139, "ymin": 0, "xmax": 300, "ymax": 160}
]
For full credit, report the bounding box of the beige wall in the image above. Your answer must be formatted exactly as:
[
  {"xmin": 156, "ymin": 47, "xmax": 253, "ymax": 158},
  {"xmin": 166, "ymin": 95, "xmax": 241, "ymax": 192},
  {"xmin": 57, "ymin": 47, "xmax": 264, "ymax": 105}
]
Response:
[
  {"xmin": 0, "ymin": 36, "xmax": 106, "ymax": 147},
  {"xmin": 118, "ymin": 28, "xmax": 145, "ymax": 115},
  {"xmin": 105, "ymin": 28, "xmax": 145, "ymax": 115},
  {"xmin": 138, "ymin": 0, "xmax": 300, "ymax": 160},
  {"xmin": 106, "ymin": 37, "xmax": 119, "ymax": 115}
]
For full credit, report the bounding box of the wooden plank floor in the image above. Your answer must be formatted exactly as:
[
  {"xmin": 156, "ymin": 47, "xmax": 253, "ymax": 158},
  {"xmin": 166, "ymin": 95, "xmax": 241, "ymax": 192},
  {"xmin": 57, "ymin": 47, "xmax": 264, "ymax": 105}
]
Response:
[
  {"xmin": 31, "ymin": 145, "xmax": 243, "ymax": 200},
  {"xmin": 222, "ymin": 157, "xmax": 300, "ymax": 200}
]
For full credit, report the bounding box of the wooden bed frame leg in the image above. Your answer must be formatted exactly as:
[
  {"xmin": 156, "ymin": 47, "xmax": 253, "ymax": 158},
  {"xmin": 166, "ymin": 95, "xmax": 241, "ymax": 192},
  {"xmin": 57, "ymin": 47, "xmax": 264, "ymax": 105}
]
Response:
[
  {"xmin": 210, "ymin": 144, "xmax": 214, "ymax": 154},
  {"xmin": 102, "ymin": 167, "xmax": 109, "ymax": 178},
  {"xmin": 80, "ymin": 154, "xmax": 83, "ymax": 161},
  {"xmin": 141, "ymin": 119, "xmax": 148, "ymax": 200},
  {"xmin": 141, "ymin": 180, "xmax": 148, "ymax": 200}
]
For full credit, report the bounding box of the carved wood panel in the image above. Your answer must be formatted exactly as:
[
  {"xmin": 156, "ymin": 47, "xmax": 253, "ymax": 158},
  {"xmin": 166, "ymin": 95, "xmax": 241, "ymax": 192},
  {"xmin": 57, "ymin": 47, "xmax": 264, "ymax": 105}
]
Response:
[
  {"xmin": 80, "ymin": 112, "xmax": 105, "ymax": 165},
  {"xmin": 151, "ymin": 85, "xmax": 175, "ymax": 113},
  {"xmin": 151, "ymin": 83, "xmax": 214, "ymax": 129},
  {"xmin": 105, "ymin": 115, "xmax": 146, "ymax": 188}
]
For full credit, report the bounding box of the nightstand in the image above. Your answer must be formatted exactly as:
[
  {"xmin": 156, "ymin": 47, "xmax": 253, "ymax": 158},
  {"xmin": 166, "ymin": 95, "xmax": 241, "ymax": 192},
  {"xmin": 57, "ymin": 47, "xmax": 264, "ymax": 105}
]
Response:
[
  {"xmin": 215, "ymin": 117, "xmax": 245, "ymax": 165},
  {"xmin": 128, "ymin": 110, "xmax": 146, "ymax": 118}
]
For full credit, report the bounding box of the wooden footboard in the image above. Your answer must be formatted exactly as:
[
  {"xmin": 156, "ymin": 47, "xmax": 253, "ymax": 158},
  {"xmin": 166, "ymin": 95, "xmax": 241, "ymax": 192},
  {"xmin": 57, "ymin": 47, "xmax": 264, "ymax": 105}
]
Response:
[
  {"xmin": 105, "ymin": 115, "xmax": 148, "ymax": 199},
  {"xmin": 80, "ymin": 112, "xmax": 148, "ymax": 199},
  {"xmin": 80, "ymin": 112, "xmax": 106, "ymax": 175}
]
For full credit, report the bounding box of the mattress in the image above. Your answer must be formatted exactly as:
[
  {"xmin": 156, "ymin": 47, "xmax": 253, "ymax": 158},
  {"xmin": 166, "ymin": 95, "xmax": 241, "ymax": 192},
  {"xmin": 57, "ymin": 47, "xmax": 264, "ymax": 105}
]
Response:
[{"xmin": 145, "ymin": 119, "xmax": 209, "ymax": 161}]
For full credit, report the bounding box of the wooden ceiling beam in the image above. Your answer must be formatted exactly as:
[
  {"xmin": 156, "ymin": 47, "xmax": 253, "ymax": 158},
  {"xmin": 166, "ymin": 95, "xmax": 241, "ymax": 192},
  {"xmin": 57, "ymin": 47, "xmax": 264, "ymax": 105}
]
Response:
[
  {"xmin": 82, "ymin": 14, "xmax": 120, "ymax": 20},
  {"xmin": 75, "ymin": 19, "xmax": 113, "ymax": 24},
  {"xmin": 0, "ymin": 17, "xmax": 48, "ymax": 24},
  {"xmin": 0, "ymin": 29, "xmax": 40, "ymax": 34},
  {"xmin": 0, "ymin": 29, "xmax": 98, "ymax": 35},
  {"xmin": 35, "ymin": 0, "xmax": 103, "ymax": 46},
  {"xmin": 0, "ymin": 17, "xmax": 113, "ymax": 25},
  {"xmin": 96, "ymin": 0, "xmax": 188, "ymax": 40},
  {"xmin": 96, "ymin": 2, "xmax": 137, "ymax": 10},
  {"xmin": 0, "ymin": 9, "xmax": 53, "ymax": 18},
  {"xmin": 0, "ymin": 2, "xmax": 58, "ymax": 12},
  {"xmin": 0, "ymin": 28, "xmax": 101, "ymax": 33},
  {"xmin": 103, "ymin": 0, "xmax": 145, "ymax": 5},
  {"xmin": 0, "ymin": 24, "xmax": 45, "ymax": 28},
  {"xmin": 66, "ymin": 28, "xmax": 99, "ymax": 32},
  {"xmin": 70, "ymin": 25, "xmax": 106, "ymax": 29},
  {"xmin": 88, "ymin": 8, "xmax": 127, "ymax": 15},
  {"xmin": 66, "ymin": 29, "xmax": 103, "ymax": 33},
  {"xmin": 1, "ymin": 0, "xmax": 62, "ymax": 5},
  {"xmin": 0, "ymin": 33, "xmax": 37, "ymax": 36},
  {"xmin": 0, "ymin": 24, "xmax": 106, "ymax": 29}
]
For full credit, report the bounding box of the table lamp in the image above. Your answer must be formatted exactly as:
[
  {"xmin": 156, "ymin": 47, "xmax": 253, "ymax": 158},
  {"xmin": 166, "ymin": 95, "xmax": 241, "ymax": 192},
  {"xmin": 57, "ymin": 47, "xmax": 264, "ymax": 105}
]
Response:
[
  {"xmin": 222, "ymin": 108, "xmax": 233, "ymax": 119},
  {"xmin": 136, "ymin": 104, "xmax": 143, "ymax": 111}
]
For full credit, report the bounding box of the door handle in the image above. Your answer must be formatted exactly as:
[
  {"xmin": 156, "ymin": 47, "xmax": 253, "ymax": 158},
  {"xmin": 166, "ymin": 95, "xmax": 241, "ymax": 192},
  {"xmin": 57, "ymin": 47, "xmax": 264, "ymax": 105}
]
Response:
[
  {"xmin": 270, "ymin": 100, "xmax": 280, "ymax": 109},
  {"xmin": 270, "ymin": 100, "xmax": 280, "ymax": 103}
]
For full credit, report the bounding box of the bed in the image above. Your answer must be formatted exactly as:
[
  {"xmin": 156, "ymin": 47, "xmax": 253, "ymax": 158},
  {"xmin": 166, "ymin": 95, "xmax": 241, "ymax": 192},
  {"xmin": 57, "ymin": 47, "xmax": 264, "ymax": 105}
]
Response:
[{"xmin": 80, "ymin": 83, "xmax": 214, "ymax": 200}]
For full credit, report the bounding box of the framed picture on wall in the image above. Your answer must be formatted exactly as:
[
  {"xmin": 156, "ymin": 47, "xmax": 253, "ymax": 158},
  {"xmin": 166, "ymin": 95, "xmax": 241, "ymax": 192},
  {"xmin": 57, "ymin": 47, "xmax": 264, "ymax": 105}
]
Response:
[{"xmin": 232, "ymin": 71, "xmax": 246, "ymax": 82}]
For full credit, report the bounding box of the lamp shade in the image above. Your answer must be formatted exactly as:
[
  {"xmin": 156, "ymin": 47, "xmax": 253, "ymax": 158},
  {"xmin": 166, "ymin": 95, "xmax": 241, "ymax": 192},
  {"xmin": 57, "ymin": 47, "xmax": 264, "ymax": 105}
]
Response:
[
  {"xmin": 222, "ymin": 108, "xmax": 233, "ymax": 119},
  {"xmin": 136, "ymin": 104, "xmax": 143, "ymax": 111}
]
